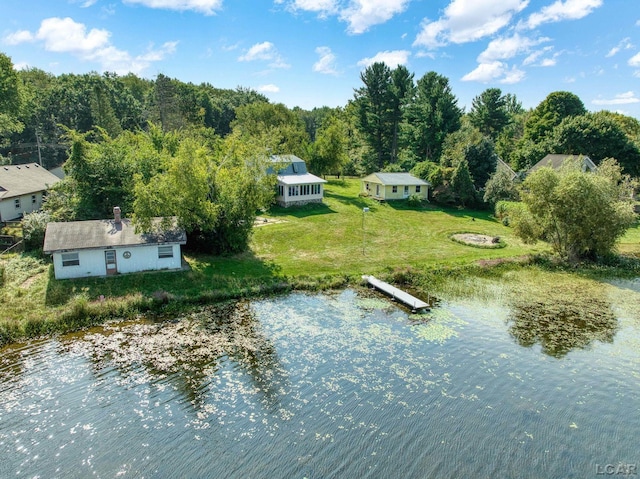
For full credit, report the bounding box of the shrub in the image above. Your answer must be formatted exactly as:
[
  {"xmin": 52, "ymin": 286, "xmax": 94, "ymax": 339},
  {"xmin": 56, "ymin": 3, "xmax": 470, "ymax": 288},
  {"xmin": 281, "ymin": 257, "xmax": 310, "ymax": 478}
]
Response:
[
  {"xmin": 494, "ymin": 200, "xmax": 520, "ymax": 220},
  {"xmin": 407, "ymin": 193, "xmax": 423, "ymax": 207},
  {"xmin": 22, "ymin": 211, "xmax": 51, "ymax": 251}
]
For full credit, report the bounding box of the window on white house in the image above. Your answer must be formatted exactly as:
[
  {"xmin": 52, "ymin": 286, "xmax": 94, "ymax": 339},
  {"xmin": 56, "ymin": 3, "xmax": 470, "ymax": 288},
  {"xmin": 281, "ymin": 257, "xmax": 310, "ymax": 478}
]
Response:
[
  {"xmin": 392, "ymin": 186, "xmax": 398, "ymax": 193},
  {"xmin": 416, "ymin": 185, "xmax": 421, "ymax": 193},
  {"xmin": 32, "ymin": 194, "xmax": 37, "ymax": 204},
  {"xmin": 61, "ymin": 252, "xmax": 80, "ymax": 267},
  {"xmin": 158, "ymin": 245, "xmax": 174, "ymax": 258},
  {"xmin": 404, "ymin": 186, "xmax": 409, "ymax": 194},
  {"xmin": 14, "ymin": 198, "xmax": 20, "ymax": 209}
]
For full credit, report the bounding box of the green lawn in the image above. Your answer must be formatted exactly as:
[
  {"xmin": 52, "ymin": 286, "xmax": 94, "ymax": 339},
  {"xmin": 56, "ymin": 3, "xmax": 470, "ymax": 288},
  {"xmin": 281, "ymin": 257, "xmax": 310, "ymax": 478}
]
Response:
[
  {"xmin": 250, "ymin": 178, "xmax": 546, "ymax": 276},
  {"xmin": 1, "ymin": 177, "xmax": 638, "ymax": 344}
]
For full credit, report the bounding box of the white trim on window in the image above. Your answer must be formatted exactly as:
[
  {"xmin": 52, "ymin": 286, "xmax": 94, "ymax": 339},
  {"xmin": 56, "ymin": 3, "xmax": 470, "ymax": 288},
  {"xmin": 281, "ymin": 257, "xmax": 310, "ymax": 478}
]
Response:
[
  {"xmin": 158, "ymin": 245, "xmax": 174, "ymax": 258},
  {"xmin": 61, "ymin": 252, "xmax": 80, "ymax": 267}
]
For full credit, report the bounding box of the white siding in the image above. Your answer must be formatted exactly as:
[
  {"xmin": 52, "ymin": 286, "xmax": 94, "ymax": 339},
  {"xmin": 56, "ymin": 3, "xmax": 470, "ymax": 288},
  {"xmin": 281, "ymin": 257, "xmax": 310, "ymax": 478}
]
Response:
[
  {"xmin": 277, "ymin": 182, "xmax": 324, "ymax": 207},
  {"xmin": 0, "ymin": 192, "xmax": 44, "ymax": 221},
  {"xmin": 52, "ymin": 244, "xmax": 182, "ymax": 279}
]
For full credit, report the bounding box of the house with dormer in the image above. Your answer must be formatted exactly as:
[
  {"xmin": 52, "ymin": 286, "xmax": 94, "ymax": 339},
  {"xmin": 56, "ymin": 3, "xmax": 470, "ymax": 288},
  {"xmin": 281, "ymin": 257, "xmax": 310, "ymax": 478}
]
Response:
[{"xmin": 268, "ymin": 155, "xmax": 327, "ymax": 207}]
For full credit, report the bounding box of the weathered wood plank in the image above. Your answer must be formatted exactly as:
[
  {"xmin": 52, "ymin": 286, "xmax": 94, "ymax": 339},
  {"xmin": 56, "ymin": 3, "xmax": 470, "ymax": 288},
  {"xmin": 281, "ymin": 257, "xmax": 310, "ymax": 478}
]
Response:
[{"xmin": 362, "ymin": 275, "xmax": 429, "ymax": 311}]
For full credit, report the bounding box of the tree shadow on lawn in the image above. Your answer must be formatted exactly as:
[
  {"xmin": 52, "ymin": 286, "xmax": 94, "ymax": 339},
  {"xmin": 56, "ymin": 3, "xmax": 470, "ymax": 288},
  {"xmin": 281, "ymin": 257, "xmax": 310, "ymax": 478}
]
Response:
[
  {"xmin": 384, "ymin": 200, "xmax": 496, "ymax": 221},
  {"xmin": 266, "ymin": 202, "xmax": 337, "ymax": 219},
  {"xmin": 44, "ymin": 250, "xmax": 284, "ymax": 307},
  {"xmin": 437, "ymin": 205, "xmax": 499, "ymax": 223},
  {"xmin": 324, "ymin": 190, "xmax": 382, "ymax": 211}
]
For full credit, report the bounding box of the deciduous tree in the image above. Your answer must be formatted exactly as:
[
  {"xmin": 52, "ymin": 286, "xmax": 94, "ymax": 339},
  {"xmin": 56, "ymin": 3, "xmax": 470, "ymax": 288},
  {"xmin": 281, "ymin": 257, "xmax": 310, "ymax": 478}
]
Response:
[{"xmin": 511, "ymin": 159, "xmax": 636, "ymax": 261}]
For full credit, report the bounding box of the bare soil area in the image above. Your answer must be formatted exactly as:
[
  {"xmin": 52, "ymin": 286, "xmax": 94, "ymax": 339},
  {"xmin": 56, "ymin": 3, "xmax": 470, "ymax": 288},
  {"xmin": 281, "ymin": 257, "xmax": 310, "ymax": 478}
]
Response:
[{"xmin": 451, "ymin": 233, "xmax": 499, "ymax": 246}]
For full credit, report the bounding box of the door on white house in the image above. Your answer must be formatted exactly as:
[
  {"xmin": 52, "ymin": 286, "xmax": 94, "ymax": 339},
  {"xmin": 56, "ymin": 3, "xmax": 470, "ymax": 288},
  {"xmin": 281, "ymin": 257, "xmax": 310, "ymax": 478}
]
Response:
[
  {"xmin": 105, "ymin": 250, "xmax": 117, "ymax": 275},
  {"xmin": 404, "ymin": 185, "xmax": 409, "ymax": 198},
  {"xmin": 376, "ymin": 184, "xmax": 380, "ymax": 197}
]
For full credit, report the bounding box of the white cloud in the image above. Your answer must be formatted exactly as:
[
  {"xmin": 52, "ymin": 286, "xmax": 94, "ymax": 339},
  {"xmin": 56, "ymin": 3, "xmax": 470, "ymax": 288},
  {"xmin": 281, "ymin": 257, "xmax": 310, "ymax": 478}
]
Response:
[
  {"xmin": 629, "ymin": 52, "xmax": 640, "ymax": 67},
  {"xmin": 258, "ymin": 84, "xmax": 280, "ymax": 93},
  {"xmin": 524, "ymin": 0, "xmax": 602, "ymax": 30},
  {"xmin": 280, "ymin": 0, "xmax": 409, "ymax": 34},
  {"xmin": 13, "ymin": 61, "xmax": 30, "ymax": 70},
  {"xmin": 500, "ymin": 65, "xmax": 526, "ymax": 83},
  {"xmin": 539, "ymin": 56, "xmax": 557, "ymax": 67},
  {"xmin": 3, "ymin": 17, "xmax": 177, "ymax": 75},
  {"xmin": 478, "ymin": 33, "xmax": 549, "ymax": 62},
  {"xmin": 522, "ymin": 46, "xmax": 553, "ymax": 65},
  {"xmin": 239, "ymin": 42, "xmax": 276, "ymax": 61},
  {"xmin": 606, "ymin": 37, "xmax": 633, "ymax": 58},
  {"xmin": 286, "ymin": 0, "xmax": 338, "ymax": 16},
  {"xmin": 123, "ymin": 0, "xmax": 223, "ymax": 15},
  {"xmin": 357, "ymin": 49, "xmax": 410, "ymax": 68},
  {"xmin": 36, "ymin": 17, "xmax": 111, "ymax": 54},
  {"xmin": 238, "ymin": 41, "xmax": 290, "ymax": 68},
  {"xmin": 461, "ymin": 61, "xmax": 506, "ymax": 82},
  {"xmin": 414, "ymin": 0, "xmax": 528, "ymax": 49},
  {"xmin": 3, "ymin": 30, "xmax": 34, "ymax": 45},
  {"xmin": 341, "ymin": 0, "xmax": 411, "ymax": 34},
  {"xmin": 592, "ymin": 91, "xmax": 640, "ymax": 105},
  {"xmin": 461, "ymin": 61, "xmax": 524, "ymax": 84},
  {"xmin": 313, "ymin": 46, "xmax": 338, "ymax": 74}
]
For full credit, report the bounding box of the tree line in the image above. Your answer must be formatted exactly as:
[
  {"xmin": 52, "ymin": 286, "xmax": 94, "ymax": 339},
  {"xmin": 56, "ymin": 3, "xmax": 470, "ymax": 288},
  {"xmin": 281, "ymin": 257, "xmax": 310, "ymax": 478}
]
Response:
[{"xmin": 2, "ymin": 52, "xmax": 639, "ymax": 259}]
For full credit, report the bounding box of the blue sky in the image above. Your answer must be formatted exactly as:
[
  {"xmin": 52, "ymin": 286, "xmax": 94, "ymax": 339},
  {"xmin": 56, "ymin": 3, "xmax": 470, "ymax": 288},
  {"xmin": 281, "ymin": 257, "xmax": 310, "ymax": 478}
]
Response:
[{"xmin": 2, "ymin": 0, "xmax": 640, "ymax": 117}]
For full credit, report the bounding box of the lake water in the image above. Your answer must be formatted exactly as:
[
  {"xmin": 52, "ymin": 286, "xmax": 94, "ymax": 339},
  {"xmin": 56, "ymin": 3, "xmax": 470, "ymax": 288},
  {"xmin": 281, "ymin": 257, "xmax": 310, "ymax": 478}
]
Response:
[{"xmin": 1, "ymin": 282, "xmax": 639, "ymax": 478}]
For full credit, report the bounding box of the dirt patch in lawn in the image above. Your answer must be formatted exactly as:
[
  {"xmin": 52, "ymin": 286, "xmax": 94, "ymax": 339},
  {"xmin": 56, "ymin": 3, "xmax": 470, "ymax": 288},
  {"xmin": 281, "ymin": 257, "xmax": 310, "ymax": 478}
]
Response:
[
  {"xmin": 451, "ymin": 233, "xmax": 502, "ymax": 248},
  {"xmin": 254, "ymin": 217, "xmax": 286, "ymax": 227}
]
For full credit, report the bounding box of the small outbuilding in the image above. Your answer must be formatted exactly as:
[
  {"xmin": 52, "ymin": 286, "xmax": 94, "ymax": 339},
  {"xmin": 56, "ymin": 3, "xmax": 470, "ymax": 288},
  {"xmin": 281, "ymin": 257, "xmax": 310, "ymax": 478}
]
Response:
[
  {"xmin": 43, "ymin": 207, "xmax": 186, "ymax": 279},
  {"xmin": 268, "ymin": 155, "xmax": 327, "ymax": 207},
  {"xmin": 0, "ymin": 163, "xmax": 61, "ymax": 221},
  {"xmin": 361, "ymin": 172, "xmax": 429, "ymax": 201}
]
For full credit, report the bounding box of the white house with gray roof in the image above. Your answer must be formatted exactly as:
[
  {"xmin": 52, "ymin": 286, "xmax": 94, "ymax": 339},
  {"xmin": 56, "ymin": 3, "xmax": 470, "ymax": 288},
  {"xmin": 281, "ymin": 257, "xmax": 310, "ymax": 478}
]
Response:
[
  {"xmin": 0, "ymin": 163, "xmax": 60, "ymax": 221},
  {"xmin": 43, "ymin": 207, "xmax": 186, "ymax": 279},
  {"xmin": 361, "ymin": 172, "xmax": 430, "ymax": 201},
  {"xmin": 268, "ymin": 155, "xmax": 327, "ymax": 207}
]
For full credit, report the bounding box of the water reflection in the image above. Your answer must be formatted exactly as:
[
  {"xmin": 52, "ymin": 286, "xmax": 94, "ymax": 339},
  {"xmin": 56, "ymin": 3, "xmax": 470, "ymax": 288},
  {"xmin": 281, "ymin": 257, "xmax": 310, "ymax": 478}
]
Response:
[
  {"xmin": 64, "ymin": 300, "xmax": 287, "ymax": 409},
  {"xmin": 507, "ymin": 287, "xmax": 617, "ymax": 358},
  {"xmin": 1, "ymin": 286, "xmax": 639, "ymax": 479}
]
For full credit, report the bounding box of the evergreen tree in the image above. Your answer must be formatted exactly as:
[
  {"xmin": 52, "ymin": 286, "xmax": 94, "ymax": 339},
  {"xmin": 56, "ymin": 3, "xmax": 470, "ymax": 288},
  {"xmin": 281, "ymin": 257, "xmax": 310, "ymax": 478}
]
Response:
[
  {"xmin": 402, "ymin": 71, "xmax": 462, "ymax": 163},
  {"xmin": 468, "ymin": 88, "xmax": 509, "ymax": 140}
]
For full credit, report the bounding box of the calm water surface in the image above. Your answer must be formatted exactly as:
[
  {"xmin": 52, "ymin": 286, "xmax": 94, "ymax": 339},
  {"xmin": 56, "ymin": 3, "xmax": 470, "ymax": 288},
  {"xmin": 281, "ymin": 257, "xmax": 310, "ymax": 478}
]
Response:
[{"xmin": 1, "ymin": 283, "xmax": 639, "ymax": 478}]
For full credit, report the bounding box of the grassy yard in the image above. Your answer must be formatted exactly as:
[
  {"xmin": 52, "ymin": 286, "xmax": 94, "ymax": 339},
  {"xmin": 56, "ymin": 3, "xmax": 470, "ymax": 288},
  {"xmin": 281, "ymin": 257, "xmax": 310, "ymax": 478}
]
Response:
[
  {"xmin": 1, "ymin": 177, "xmax": 638, "ymax": 345},
  {"xmin": 251, "ymin": 178, "xmax": 547, "ymax": 276}
]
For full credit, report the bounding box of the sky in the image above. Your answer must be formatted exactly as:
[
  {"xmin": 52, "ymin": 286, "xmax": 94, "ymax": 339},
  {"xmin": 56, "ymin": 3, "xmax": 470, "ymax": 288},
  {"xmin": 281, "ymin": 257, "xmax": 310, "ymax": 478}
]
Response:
[{"xmin": 2, "ymin": 0, "xmax": 640, "ymax": 118}]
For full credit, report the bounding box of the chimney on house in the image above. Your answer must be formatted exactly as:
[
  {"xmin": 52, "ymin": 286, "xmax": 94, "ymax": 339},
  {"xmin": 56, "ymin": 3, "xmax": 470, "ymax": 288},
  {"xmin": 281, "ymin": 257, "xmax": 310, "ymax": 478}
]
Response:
[{"xmin": 113, "ymin": 206, "xmax": 122, "ymax": 224}]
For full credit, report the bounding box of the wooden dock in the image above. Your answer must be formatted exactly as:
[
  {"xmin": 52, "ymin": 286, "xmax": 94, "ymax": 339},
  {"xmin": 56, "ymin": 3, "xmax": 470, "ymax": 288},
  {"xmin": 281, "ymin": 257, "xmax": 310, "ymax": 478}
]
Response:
[{"xmin": 362, "ymin": 275, "xmax": 429, "ymax": 312}]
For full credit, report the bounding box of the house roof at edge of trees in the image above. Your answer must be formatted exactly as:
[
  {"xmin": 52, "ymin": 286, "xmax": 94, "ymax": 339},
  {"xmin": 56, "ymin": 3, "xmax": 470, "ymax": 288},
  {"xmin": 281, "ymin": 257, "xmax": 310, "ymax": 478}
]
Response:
[{"xmin": 362, "ymin": 172, "xmax": 430, "ymax": 186}]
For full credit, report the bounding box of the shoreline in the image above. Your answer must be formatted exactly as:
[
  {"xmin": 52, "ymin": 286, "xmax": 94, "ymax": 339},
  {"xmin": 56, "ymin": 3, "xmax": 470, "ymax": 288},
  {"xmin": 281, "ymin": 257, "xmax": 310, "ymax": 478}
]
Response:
[{"xmin": 2, "ymin": 252, "xmax": 639, "ymax": 348}]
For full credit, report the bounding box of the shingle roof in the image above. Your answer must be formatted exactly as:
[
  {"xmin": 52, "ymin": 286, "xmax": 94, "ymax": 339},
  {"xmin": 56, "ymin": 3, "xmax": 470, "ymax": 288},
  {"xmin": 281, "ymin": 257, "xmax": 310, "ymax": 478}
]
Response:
[
  {"xmin": 268, "ymin": 154, "xmax": 308, "ymax": 175},
  {"xmin": 0, "ymin": 163, "xmax": 61, "ymax": 200},
  {"xmin": 43, "ymin": 217, "xmax": 186, "ymax": 253},
  {"xmin": 362, "ymin": 172, "xmax": 430, "ymax": 186},
  {"xmin": 278, "ymin": 173, "xmax": 327, "ymax": 185},
  {"xmin": 529, "ymin": 154, "xmax": 596, "ymax": 173}
]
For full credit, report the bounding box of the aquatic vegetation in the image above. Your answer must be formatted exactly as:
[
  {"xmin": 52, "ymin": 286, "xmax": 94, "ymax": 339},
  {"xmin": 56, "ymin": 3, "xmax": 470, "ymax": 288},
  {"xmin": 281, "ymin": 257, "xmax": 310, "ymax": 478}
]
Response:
[
  {"xmin": 409, "ymin": 308, "xmax": 468, "ymax": 344},
  {"xmin": 1, "ymin": 284, "xmax": 639, "ymax": 479}
]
